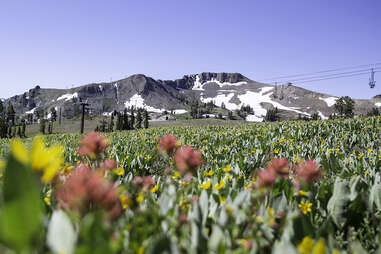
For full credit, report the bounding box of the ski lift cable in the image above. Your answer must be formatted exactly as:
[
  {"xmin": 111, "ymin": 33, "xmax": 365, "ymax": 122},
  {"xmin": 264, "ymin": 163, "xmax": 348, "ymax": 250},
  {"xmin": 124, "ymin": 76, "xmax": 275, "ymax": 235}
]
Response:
[
  {"xmin": 295, "ymin": 71, "xmax": 379, "ymax": 85},
  {"xmin": 271, "ymin": 67, "xmax": 381, "ymax": 84},
  {"xmin": 259, "ymin": 62, "xmax": 381, "ymax": 82}
]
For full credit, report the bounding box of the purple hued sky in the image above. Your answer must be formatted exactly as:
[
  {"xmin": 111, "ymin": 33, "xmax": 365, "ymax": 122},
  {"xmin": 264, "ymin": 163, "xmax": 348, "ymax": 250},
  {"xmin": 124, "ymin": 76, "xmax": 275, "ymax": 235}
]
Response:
[{"xmin": 0, "ymin": 0, "xmax": 380, "ymax": 99}]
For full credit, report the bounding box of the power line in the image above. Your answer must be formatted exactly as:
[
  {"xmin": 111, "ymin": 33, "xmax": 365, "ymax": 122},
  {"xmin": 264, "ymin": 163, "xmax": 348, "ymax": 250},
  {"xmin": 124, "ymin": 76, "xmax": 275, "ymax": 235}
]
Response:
[
  {"xmin": 295, "ymin": 71, "xmax": 379, "ymax": 85},
  {"xmin": 274, "ymin": 67, "xmax": 381, "ymax": 84},
  {"xmin": 259, "ymin": 62, "xmax": 381, "ymax": 82}
]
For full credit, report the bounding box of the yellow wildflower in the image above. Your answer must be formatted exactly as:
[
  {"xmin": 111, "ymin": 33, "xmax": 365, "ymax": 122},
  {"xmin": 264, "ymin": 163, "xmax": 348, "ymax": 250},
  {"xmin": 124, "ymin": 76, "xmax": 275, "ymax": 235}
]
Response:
[
  {"xmin": 358, "ymin": 153, "xmax": 364, "ymax": 159},
  {"xmin": 204, "ymin": 169, "xmax": 215, "ymax": 176},
  {"xmin": 213, "ymin": 179, "xmax": 225, "ymax": 190},
  {"xmin": 114, "ymin": 167, "xmax": 124, "ymax": 175},
  {"xmin": 298, "ymin": 201, "xmax": 312, "ymax": 214},
  {"xmin": 151, "ymin": 184, "xmax": 159, "ymax": 193},
  {"xmin": 172, "ymin": 171, "xmax": 180, "ymax": 179},
  {"xmin": 225, "ymin": 174, "xmax": 232, "ymax": 180},
  {"xmin": 10, "ymin": 139, "xmax": 28, "ymax": 164},
  {"xmin": 312, "ymin": 238, "xmax": 326, "ymax": 254},
  {"xmin": 44, "ymin": 192, "xmax": 51, "ymax": 206},
  {"xmin": 136, "ymin": 191, "xmax": 144, "ymax": 204},
  {"xmin": 222, "ymin": 164, "xmax": 231, "ymax": 172},
  {"xmin": 119, "ymin": 194, "xmax": 132, "ymax": 209},
  {"xmin": 298, "ymin": 236, "xmax": 314, "ymax": 254},
  {"xmin": 218, "ymin": 195, "xmax": 226, "ymax": 203},
  {"xmin": 298, "ymin": 190, "xmax": 308, "ymax": 196},
  {"xmin": 200, "ymin": 179, "xmax": 211, "ymax": 190}
]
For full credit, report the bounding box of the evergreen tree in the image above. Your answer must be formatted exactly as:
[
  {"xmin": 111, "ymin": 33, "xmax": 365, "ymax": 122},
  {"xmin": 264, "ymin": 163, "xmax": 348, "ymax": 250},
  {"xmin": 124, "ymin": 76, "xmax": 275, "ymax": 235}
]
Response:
[
  {"xmin": 0, "ymin": 118, "xmax": 7, "ymax": 138},
  {"xmin": 109, "ymin": 114, "xmax": 115, "ymax": 132},
  {"xmin": 59, "ymin": 108, "xmax": 62, "ymax": 125},
  {"xmin": 0, "ymin": 100, "xmax": 4, "ymax": 116},
  {"xmin": 334, "ymin": 96, "xmax": 355, "ymax": 118},
  {"xmin": 22, "ymin": 120, "xmax": 26, "ymax": 137},
  {"xmin": 116, "ymin": 112, "xmax": 123, "ymax": 131},
  {"xmin": 366, "ymin": 107, "xmax": 380, "ymax": 117},
  {"xmin": 228, "ymin": 111, "xmax": 233, "ymax": 120},
  {"xmin": 50, "ymin": 107, "xmax": 57, "ymax": 122},
  {"xmin": 135, "ymin": 109, "xmax": 142, "ymax": 129},
  {"xmin": 40, "ymin": 115, "xmax": 46, "ymax": 134},
  {"xmin": 123, "ymin": 108, "xmax": 129, "ymax": 130},
  {"xmin": 143, "ymin": 110, "xmax": 149, "ymax": 129},
  {"xmin": 311, "ymin": 112, "xmax": 320, "ymax": 121},
  {"xmin": 264, "ymin": 107, "xmax": 279, "ymax": 122},
  {"xmin": 16, "ymin": 126, "xmax": 21, "ymax": 137},
  {"xmin": 7, "ymin": 103, "xmax": 15, "ymax": 126},
  {"xmin": 130, "ymin": 107, "xmax": 135, "ymax": 129}
]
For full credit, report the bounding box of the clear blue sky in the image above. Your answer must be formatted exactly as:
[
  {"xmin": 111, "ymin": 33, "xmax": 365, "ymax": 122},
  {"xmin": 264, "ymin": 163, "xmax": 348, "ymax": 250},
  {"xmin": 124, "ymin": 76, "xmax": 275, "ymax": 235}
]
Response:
[{"xmin": 1, "ymin": 0, "xmax": 380, "ymax": 99}]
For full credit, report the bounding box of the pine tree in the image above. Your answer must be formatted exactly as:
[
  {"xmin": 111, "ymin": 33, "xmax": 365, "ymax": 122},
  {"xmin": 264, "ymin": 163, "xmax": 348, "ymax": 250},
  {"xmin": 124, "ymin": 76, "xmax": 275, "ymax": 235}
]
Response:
[
  {"xmin": 228, "ymin": 111, "xmax": 233, "ymax": 120},
  {"xmin": 109, "ymin": 114, "xmax": 115, "ymax": 132},
  {"xmin": 22, "ymin": 120, "xmax": 26, "ymax": 137},
  {"xmin": 7, "ymin": 103, "xmax": 15, "ymax": 126},
  {"xmin": 130, "ymin": 107, "xmax": 135, "ymax": 129},
  {"xmin": 50, "ymin": 107, "xmax": 57, "ymax": 122},
  {"xmin": 144, "ymin": 110, "xmax": 149, "ymax": 129},
  {"xmin": 40, "ymin": 116, "xmax": 46, "ymax": 134},
  {"xmin": 59, "ymin": 107, "xmax": 62, "ymax": 125},
  {"xmin": 16, "ymin": 126, "xmax": 21, "ymax": 137},
  {"xmin": 116, "ymin": 112, "xmax": 122, "ymax": 131},
  {"xmin": 135, "ymin": 109, "xmax": 142, "ymax": 129},
  {"xmin": 123, "ymin": 108, "xmax": 129, "ymax": 130}
]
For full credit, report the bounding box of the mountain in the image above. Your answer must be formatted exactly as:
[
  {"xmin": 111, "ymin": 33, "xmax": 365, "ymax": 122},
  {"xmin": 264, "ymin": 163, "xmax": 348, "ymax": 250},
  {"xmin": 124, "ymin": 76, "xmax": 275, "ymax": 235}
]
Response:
[{"xmin": 3, "ymin": 72, "xmax": 381, "ymax": 122}]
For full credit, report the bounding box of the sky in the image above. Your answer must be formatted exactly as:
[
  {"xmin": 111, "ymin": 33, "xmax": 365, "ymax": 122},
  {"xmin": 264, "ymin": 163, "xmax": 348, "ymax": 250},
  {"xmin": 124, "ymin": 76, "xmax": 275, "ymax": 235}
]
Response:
[{"xmin": 0, "ymin": 0, "xmax": 380, "ymax": 99}]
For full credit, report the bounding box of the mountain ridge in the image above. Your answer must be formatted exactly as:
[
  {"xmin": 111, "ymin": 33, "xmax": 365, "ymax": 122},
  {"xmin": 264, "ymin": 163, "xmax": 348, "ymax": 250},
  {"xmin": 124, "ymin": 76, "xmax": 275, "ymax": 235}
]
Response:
[{"xmin": 3, "ymin": 72, "xmax": 381, "ymax": 122}]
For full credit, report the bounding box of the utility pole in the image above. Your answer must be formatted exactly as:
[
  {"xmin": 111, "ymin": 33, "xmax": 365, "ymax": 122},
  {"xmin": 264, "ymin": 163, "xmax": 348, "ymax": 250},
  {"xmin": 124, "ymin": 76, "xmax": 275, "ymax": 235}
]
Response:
[
  {"xmin": 59, "ymin": 107, "xmax": 62, "ymax": 125},
  {"xmin": 80, "ymin": 101, "xmax": 89, "ymax": 134}
]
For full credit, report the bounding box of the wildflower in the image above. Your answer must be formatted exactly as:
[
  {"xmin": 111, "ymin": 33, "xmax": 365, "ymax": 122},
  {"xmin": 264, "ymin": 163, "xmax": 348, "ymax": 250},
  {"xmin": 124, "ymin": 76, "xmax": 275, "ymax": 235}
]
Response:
[
  {"xmin": 218, "ymin": 195, "xmax": 226, "ymax": 203},
  {"xmin": 266, "ymin": 158, "xmax": 289, "ymax": 178},
  {"xmin": 298, "ymin": 201, "xmax": 312, "ymax": 214},
  {"xmin": 204, "ymin": 169, "xmax": 215, "ymax": 176},
  {"xmin": 44, "ymin": 192, "xmax": 51, "ymax": 206},
  {"xmin": 102, "ymin": 159, "xmax": 117, "ymax": 170},
  {"xmin": 225, "ymin": 174, "xmax": 232, "ymax": 180},
  {"xmin": 10, "ymin": 139, "xmax": 28, "ymax": 164},
  {"xmin": 114, "ymin": 167, "xmax": 124, "ymax": 175},
  {"xmin": 295, "ymin": 160, "xmax": 321, "ymax": 184},
  {"xmin": 174, "ymin": 146, "xmax": 203, "ymax": 172},
  {"xmin": 56, "ymin": 165, "xmax": 121, "ymax": 218},
  {"xmin": 200, "ymin": 179, "xmax": 211, "ymax": 189},
  {"xmin": 358, "ymin": 153, "xmax": 364, "ymax": 159},
  {"xmin": 312, "ymin": 238, "xmax": 326, "ymax": 254},
  {"xmin": 256, "ymin": 168, "xmax": 276, "ymax": 188},
  {"xmin": 298, "ymin": 190, "xmax": 308, "ymax": 196},
  {"xmin": 151, "ymin": 184, "xmax": 159, "ymax": 193},
  {"xmin": 172, "ymin": 171, "xmax": 180, "ymax": 179},
  {"xmin": 222, "ymin": 164, "xmax": 231, "ymax": 172},
  {"xmin": 77, "ymin": 131, "xmax": 108, "ymax": 157},
  {"xmin": 213, "ymin": 179, "xmax": 225, "ymax": 190},
  {"xmin": 298, "ymin": 236, "xmax": 314, "ymax": 254},
  {"xmin": 136, "ymin": 192, "xmax": 144, "ymax": 204},
  {"xmin": 158, "ymin": 134, "xmax": 179, "ymax": 155},
  {"xmin": 119, "ymin": 193, "xmax": 132, "ymax": 209},
  {"xmin": 11, "ymin": 136, "xmax": 64, "ymax": 183}
]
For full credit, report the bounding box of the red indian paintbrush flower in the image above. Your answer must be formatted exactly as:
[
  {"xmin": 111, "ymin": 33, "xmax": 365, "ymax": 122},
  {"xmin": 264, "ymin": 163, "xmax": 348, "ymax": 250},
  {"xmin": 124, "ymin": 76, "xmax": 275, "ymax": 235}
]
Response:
[
  {"xmin": 266, "ymin": 158, "xmax": 290, "ymax": 178},
  {"xmin": 174, "ymin": 145, "xmax": 203, "ymax": 172},
  {"xmin": 158, "ymin": 134, "xmax": 178, "ymax": 155},
  {"xmin": 256, "ymin": 168, "xmax": 277, "ymax": 188},
  {"xmin": 77, "ymin": 131, "xmax": 108, "ymax": 157},
  {"xmin": 56, "ymin": 165, "xmax": 121, "ymax": 218},
  {"xmin": 294, "ymin": 160, "xmax": 321, "ymax": 183}
]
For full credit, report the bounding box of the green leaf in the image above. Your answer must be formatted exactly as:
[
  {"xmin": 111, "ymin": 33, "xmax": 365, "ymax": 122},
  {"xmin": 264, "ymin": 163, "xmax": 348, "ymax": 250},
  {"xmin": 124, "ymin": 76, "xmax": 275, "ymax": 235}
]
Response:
[
  {"xmin": 0, "ymin": 155, "xmax": 43, "ymax": 252},
  {"xmin": 327, "ymin": 178, "xmax": 350, "ymax": 228}
]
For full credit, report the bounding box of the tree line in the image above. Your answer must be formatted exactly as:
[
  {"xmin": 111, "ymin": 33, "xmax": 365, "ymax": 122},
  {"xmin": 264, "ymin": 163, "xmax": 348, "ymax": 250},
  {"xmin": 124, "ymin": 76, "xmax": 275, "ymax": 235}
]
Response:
[{"xmin": 95, "ymin": 107, "xmax": 149, "ymax": 132}]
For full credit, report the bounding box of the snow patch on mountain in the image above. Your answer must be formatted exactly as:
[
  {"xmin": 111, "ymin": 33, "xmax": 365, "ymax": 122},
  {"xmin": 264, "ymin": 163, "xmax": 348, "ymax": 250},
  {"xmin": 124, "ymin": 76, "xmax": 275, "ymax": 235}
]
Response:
[
  {"xmin": 57, "ymin": 93, "xmax": 78, "ymax": 102},
  {"xmin": 26, "ymin": 108, "xmax": 36, "ymax": 114},
  {"xmin": 200, "ymin": 87, "xmax": 310, "ymax": 122},
  {"xmin": 124, "ymin": 94, "xmax": 165, "ymax": 113},
  {"xmin": 192, "ymin": 75, "xmax": 247, "ymax": 91},
  {"xmin": 173, "ymin": 109, "xmax": 187, "ymax": 114},
  {"xmin": 375, "ymin": 102, "xmax": 381, "ymax": 107},
  {"xmin": 318, "ymin": 111, "xmax": 328, "ymax": 120},
  {"xmin": 319, "ymin": 97, "xmax": 337, "ymax": 107}
]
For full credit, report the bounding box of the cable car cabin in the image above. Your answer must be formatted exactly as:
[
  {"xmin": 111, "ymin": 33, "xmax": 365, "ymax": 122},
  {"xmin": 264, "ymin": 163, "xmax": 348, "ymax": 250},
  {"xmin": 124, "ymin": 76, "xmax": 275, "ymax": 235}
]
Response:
[{"xmin": 369, "ymin": 68, "xmax": 376, "ymax": 88}]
